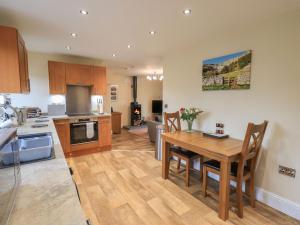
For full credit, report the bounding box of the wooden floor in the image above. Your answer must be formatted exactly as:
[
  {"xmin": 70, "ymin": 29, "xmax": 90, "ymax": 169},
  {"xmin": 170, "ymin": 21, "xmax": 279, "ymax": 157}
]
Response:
[{"xmin": 67, "ymin": 129, "xmax": 300, "ymax": 225}]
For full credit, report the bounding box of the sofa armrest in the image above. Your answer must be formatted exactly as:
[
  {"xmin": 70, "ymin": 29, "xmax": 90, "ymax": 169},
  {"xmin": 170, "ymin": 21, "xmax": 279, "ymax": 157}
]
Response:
[{"xmin": 146, "ymin": 120, "xmax": 162, "ymax": 143}]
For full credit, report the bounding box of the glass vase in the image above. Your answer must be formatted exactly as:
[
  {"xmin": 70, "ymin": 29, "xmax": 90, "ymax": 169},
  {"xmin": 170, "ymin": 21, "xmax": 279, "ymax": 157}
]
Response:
[{"xmin": 186, "ymin": 120, "xmax": 194, "ymax": 133}]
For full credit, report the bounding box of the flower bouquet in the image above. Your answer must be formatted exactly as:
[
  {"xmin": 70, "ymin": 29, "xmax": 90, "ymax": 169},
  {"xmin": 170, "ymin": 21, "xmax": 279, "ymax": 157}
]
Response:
[{"xmin": 179, "ymin": 107, "xmax": 203, "ymax": 132}]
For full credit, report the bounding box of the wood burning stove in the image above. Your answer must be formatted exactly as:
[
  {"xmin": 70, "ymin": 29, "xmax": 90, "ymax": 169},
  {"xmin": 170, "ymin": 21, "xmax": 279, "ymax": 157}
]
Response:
[
  {"xmin": 130, "ymin": 76, "xmax": 142, "ymax": 126},
  {"xmin": 131, "ymin": 102, "xmax": 141, "ymax": 126}
]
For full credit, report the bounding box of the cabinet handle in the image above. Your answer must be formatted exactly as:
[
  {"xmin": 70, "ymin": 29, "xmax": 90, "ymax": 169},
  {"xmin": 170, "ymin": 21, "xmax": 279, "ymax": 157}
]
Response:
[{"xmin": 27, "ymin": 79, "xmax": 30, "ymax": 91}]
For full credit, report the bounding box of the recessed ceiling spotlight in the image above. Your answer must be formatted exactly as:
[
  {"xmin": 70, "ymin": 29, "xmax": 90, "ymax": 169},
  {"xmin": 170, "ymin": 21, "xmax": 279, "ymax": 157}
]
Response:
[
  {"xmin": 183, "ymin": 8, "xmax": 192, "ymax": 15},
  {"xmin": 66, "ymin": 46, "xmax": 71, "ymax": 51},
  {"xmin": 112, "ymin": 54, "xmax": 116, "ymax": 57},
  {"xmin": 149, "ymin": 30, "xmax": 157, "ymax": 35},
  {"xmin": 127, "ymin": 44, "xmax": 132, "ymax": 49},
  {"xmin": 80, "ymin": 10, "xmax": 88, "ymax": 15},
  {"xmin": 70, "ymin": 33, "xmax": 77, "ymax": 38}
]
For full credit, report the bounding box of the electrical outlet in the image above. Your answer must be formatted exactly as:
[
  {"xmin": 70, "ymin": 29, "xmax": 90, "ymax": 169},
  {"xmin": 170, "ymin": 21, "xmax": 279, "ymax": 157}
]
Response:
[{"xmin": 278, "ymin": 165, "xmax": 296, "ymax": 178}]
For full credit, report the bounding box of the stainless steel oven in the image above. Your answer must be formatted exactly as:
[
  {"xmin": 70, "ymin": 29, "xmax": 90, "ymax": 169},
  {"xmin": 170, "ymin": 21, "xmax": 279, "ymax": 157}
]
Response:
[{"xmin": 70, "ymin": 118, "xmax": 98, "ymax": 145}]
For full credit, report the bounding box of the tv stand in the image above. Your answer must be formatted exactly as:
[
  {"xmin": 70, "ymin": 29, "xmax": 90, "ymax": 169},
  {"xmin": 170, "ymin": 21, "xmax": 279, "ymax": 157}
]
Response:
[{"xmin": 152, "ymin": 113, "xmax": 162, "ymax": 122}]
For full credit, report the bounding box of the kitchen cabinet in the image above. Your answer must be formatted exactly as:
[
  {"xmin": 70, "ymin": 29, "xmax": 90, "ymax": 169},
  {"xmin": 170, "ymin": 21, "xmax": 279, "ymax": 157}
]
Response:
[
  {"xmin": 54, "ymin": 116, "xmax": 111, "ymax": 158},
  {"xmin": 111, "ymin": 112, "xmax": 122, "ymax": 134},
  {"xmin": 48, "ymin": 61, "xmax": 66, "ymax": 94},
  {"xmin": 66, "ymin": 63, "xmax": 93, "ymax": 86},
  {"xmin": 0, "ymin": 25, "xmax": 30, "ymax": 93},
  {"xmin": 92, "ymin": 66, "xmax": 107, "ymax": 95},
  {"xmin": 47, "ymin": 61, "xmax": 107, "ymax": 95},
  {"xmin": 99, "ymin": 116, "xmax": 112, "ymax": 147},
  {"xmin": 54, "ymin": 119, "xmax": 71, "ymax": 156}
]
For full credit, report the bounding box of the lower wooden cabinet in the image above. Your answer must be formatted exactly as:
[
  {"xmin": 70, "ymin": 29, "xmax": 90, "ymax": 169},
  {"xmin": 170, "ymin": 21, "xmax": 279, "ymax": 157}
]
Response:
[
  {"xmin": 54, "ymin": 119, "xmax": 71, "ymax": 155},
  {"xmin": 111, "ymin": 112, "xmax": 122, "ymax": 134},
  {"xmin": 99, "ymin": 116, "xmax": 112, "ymax": 147},
  {"xmin": 54, "ymin": 116, "xmax": 112, "ymax": 158}
]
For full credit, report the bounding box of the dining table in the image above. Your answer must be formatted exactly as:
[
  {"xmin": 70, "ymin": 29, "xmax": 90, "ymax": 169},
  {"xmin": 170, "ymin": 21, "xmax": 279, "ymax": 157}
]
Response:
[{"xmin": 161, "ymin": 130, "xmax": 243, "ymax": 221}]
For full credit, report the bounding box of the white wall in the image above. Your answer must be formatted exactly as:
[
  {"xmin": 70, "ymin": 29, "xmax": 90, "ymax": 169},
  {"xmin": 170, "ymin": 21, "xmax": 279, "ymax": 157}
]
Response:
[
  {"xmin": 138, "ymin": 77, "xmax": 163, "ymax": 121},
  {"xmin": 104, "ymin": 74, "xmax": 163, "ymax": 126},
  {"xmin": 163, "ymin": 10, "xmax": 300, "ymax": 211},
  {"xmin": 104, "ymin": 70, "xmax": 132, "ymax": 126}
]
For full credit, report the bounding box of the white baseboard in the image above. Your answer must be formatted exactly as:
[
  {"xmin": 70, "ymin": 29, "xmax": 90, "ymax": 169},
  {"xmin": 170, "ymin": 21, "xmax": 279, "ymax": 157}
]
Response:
[
  {"xmin": 176, "ymin": 159, "xmax": 300, "ymax": 221},
  {"xmin": 255, "ymin": 187, "xmax": 300, "ymax": 221},
  {"xmin": 207, "ymin": 172, "xmax": 300, "ymax": 221}
]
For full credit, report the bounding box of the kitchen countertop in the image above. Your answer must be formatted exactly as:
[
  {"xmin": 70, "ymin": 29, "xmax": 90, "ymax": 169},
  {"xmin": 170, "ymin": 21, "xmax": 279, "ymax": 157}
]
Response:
[
  {"xmin": 8, "ymin": 117, "xmax": 87, "ymax": 225},
  {"xmin": 52, "ymin": 113, "xmax": 111, "ymax": 120}
]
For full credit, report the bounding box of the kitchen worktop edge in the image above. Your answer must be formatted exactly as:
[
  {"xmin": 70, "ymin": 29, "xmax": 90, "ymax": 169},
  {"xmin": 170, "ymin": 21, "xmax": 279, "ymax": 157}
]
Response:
[{"xmin": 8, "ymin": 118, "xmax": 87, "ymax": 225}]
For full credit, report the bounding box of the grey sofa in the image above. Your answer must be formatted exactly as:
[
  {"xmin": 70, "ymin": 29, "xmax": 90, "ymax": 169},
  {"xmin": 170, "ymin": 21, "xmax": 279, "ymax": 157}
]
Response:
[{"xmin": 146, "ymin": 120, "xmax": 163, "ymax": 143}]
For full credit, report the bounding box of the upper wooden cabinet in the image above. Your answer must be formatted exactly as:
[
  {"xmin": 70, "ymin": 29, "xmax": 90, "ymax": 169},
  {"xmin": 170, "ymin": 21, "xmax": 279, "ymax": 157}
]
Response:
[
  {"xmin": 48, "ymin": 61, "xmax": 107, "ymax": 96},
  {"xmin": 92, "ymin": 66, "xmax": 107, "ymax": 95},
  {"xmin": 66, "ymin": 63, "xmax": 93, "ymax": 86},
  {"xmin": 0, "ymin": 25, "xmax": 30, "ymax": 93},
  {"xmin": 48, "ymin": 61, "xmax": 66, "ymax": 94}
]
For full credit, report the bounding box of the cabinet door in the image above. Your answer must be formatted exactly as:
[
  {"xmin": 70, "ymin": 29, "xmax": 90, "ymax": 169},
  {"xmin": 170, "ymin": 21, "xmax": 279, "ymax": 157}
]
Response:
[
  {"xmin": 92, "ymin": 66, "xmax": 107, "ymax": 95},
  {"xmin": 0, "ymin": 26, "xmax": 29, "ymax": 93},
  {"xmin": 18, "ymin": 36, "xmax": 30, "ymax": 93},
  {"xmin": 111, "ymin": 112, "xmax": 122, "ymax": 134},
  {"xmin": 98, "ymin": 117, "xmax": 112, "ymax": 147},
  {"xmin": 48, "ymin": 61, "xmax": 66, "ymax": 94},
  {"xmin": 0, "ymin": 26, "xmax": 20, "ymax": 93},
  {"xmin": 54, "ymin": 120, "xmax": 70, "ymax": 155},
  {"xmin": 66, "ymin": 63, "xmax": 92, "ymax": 85}
]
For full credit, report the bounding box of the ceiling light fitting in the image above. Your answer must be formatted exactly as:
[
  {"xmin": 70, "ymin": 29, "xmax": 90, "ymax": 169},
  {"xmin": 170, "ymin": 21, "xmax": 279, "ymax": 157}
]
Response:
[
  {"xmin": 80, "ymin": 10, "xmax": 88, "ymax": 15},
  {"xmin": 183, "ymin": 9, "xmax": 192, "ymax": 15},
  {"xmin": 71, "ymin": 33, "xmax": 77, "ymax": 37},
  {"xmin": 66, "ymin": 46, "xmax": 71, "ymax": 50},
  {"xmin": 147, "ymin": 75, "xmax": 163, "ymax": 81}
]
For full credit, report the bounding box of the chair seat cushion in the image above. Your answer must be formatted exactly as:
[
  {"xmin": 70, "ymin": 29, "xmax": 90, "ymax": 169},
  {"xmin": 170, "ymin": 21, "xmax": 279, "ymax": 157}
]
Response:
[
  {"xmin": 170, "ymin": 146, "xmax": 199, "ymax": 158},
  {"xmin": 203, "ymin": 160, "xmax": 250, "ymax": 177}
]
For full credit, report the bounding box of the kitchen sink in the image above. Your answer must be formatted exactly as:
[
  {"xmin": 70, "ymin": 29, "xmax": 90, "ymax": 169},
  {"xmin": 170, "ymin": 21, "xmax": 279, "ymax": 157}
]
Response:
[{"xmin": 0, "ymin": 132, "xmax": 55, "ymax": 167}]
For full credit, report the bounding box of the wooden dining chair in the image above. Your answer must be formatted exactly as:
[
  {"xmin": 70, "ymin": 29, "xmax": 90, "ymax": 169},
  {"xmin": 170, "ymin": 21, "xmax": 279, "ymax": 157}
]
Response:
[
  {"xmin": 202, "ymin": 120, "xmax": 268, "ymax": 218},
  {"xmin": 164, "ymin": 111, "xmax": 203, "ymax": 186}
]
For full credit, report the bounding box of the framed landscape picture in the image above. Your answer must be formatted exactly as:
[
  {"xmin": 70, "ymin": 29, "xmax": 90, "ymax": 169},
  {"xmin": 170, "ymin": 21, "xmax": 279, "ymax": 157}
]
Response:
[{"xmin": 202, "ymin": 50, "xmax": 252, "ymax": 91}]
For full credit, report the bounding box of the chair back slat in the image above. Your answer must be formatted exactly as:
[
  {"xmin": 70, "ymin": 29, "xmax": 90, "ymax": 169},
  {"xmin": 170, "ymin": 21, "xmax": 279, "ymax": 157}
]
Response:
[
  {"xmin": 237, "ymin": 121, "xmax": 268, "ymax": 178},
  {"xmin": 164, "ymin": 112, "xmax": 181, "ymax": 132}
]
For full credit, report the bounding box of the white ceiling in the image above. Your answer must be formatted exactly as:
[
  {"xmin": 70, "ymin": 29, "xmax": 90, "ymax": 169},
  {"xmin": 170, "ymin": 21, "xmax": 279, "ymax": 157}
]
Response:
[{"xmin": 1, "ymin": 0, "xmax": 300, "ymax": 75}]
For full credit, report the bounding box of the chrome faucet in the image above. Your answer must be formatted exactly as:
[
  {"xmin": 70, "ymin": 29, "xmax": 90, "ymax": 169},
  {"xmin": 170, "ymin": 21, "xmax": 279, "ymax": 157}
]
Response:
[{"xmin": 0, "ymin": 95, "xmax": 23, "ymax": 127}]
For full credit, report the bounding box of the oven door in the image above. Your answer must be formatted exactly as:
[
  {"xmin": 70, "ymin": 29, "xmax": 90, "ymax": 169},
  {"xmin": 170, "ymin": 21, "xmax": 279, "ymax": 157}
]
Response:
[{"xmin": 70, "ymin": 122, "xmax": 98, "ymax": 144}]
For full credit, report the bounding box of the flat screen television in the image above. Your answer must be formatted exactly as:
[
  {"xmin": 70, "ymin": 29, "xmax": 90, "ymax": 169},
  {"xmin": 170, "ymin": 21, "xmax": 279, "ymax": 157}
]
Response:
[{"xmin": 152, "ymin": 100, "xmax": 162, "ymax": 114}]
